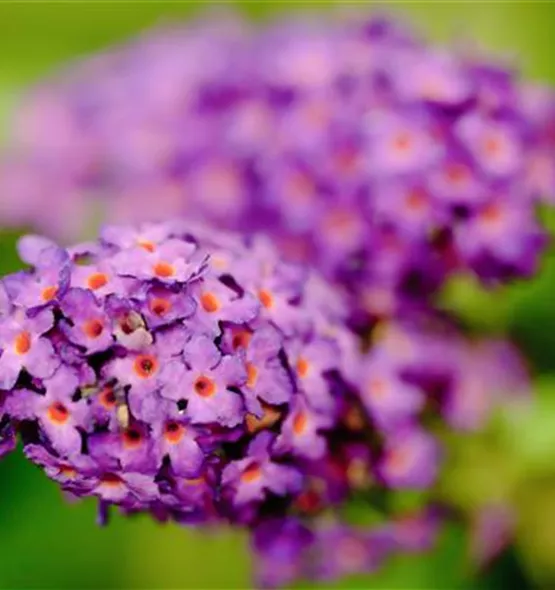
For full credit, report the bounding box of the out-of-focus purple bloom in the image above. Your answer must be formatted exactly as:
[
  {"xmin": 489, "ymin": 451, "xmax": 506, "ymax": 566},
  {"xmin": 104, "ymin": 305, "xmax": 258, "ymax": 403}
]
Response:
[
  {"xmin": 251, "ymin": 518, "xmax": 314, "ymax": 589},
  {"xmin": 2, "ymin": 14, "xmax": 553, "ymax": 318},
  {"xmin": 222, "ymin": 432, "xmax": 303, "ymax": 507},
  {"xmin": 378, "ymin": 426, "xmax": 440, "ymax": 489},
  {"xmin": 390, "ymin": 508, "xmax": 441, "ymax": 553},
  {"xmin": 444, "ymin": 338, "xmax": 530, "ymax": 431},
  {"xmin": 360, "ymin": 353, "xmax": 425, "ymax": 430},
  {"xmin": 275, "ymin": 395, "xmax": 333, "ymax": 460},
  {"xmin": 469, "ymin": 504, "xmax": 514, "ymax": 568},
  {"xmin": 307, "ymin": 524, "xmax": 394, "ymax": 582}
]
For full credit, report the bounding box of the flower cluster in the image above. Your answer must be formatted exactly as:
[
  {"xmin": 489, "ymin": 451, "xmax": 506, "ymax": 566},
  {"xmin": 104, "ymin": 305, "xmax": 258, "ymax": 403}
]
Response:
[
  {"xmin": 2, "ymin": 15, "xmax": 554, "ymax": 319},
  {"xmin": 0, "ymin": 221, "xmax": 529, "ymax": 586}
]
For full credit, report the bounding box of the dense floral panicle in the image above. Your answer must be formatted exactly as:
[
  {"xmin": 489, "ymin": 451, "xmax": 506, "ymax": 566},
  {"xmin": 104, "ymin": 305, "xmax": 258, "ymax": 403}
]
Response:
[
  {"xmin": 2, "ymin": 14, "xmax": 554, "ymax": 318},
  {"xmin": 0, "ymin": 221, "xmax": 531, "ymax": 585}
]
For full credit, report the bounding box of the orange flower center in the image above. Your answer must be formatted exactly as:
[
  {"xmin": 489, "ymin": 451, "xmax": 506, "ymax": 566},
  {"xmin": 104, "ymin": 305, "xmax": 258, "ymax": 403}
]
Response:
[
  {"xmin": 164, "ymin": 421, "xmax": 186, "ymax": 444},
  {"xmin": 258, "ymin": 289, "xmax": 273, "ymax": 309},
  {"xmin": 149, "ymin": 297, "xmax": 172, "ymax": 317},
  {"xmin": 133, "ymin": 354, "xmax": 159, "ymax": 378},
  {"xmin": 392, "ymin": 132, "xmax": 413, "ymax": 153},
  {"xmin": 194, "ymin": 375, "xmax": 216, "ymax": 398},
  {"xmin": 483, "ymin": 135, "xmax": 502, "ymax": 156},
  {"xmin": 100, "ymin": 473, "xmax": 123, "ymax": 488},
  {"xmin": 387, "ymin": 447, "xmax": 410, "ymax": 472},
  {"xmin": 334, "ymin": 149, "xmax": 359, "ymax": 174},
  {"xmin": 368, "ymin": 378, "xmax": 388, "ymax": 399},
  {"xmin": 82, "ymin": 318, "xmax": 104, "ymax": 339},
  {"xmin": 246, "ymin": 363, "xmax": 258, "ymax": 388},
  {"xmin": 445, "ymin": 163, "xmax": 469, "ymax": 185},
  {"xmin": 153, "ymin": 261, "xmax": 175, "ymax": 278},
  {"xmin": 122, "ymin": 427, "xmax": 143, "ymax": 449},
  {"xmin": 480, "ymin": 203, "xmax": 503, "ymax": 224},
  {"xmin": 99, "ymin": 387, "xmax": 117, "ymax": 410},
  {"xmin": 200, "ymin": 292, "xmax": 220, "ymax": 313},
  {"xmin": 138, "ymin": 240, "xmax": 156, "ymax": 253},
  {"xmin": 47, "ymin": 402, "xmax": 70, "ymax": 425},
  {"xmin": 405, "ymin": 189, "xmax": 428, "ymax": 211},
  {"xmin": 241, "ymin": 462, "xmax": 262, "ymax": 483},
  {"xmin": 183, "ymin": 476, "xmax": 204, "ymax": 486},
  {"xmin": 231, "ymin": 329, "xmax": 252, "ymax": 350},
  {"xmin": 41, "ymin": 285, "xmax": 58, "ymax": 302},
  {"xmin": 87, "ymin": 272, "xmax": 109, "ymax": 290},
  {"xmin": 58, "ymin": 465, "xmax": 78, "ymax": 479},
  {"xmin": 14, "ymin": 331, "xmax": 32, "ymax": 355},
  {"xmin": 288, "ymin": 173, "xmax": 314, "ymax": 201},
  {"xmin": 293, "ymin": 411, "xmax": 308, "ymax": 435},
  {"xmin": 296, "ymin": 357, "xmax": 309, "ymax": 378},
  {"xmin": 323, "ymin": 210, "xmax": 357, "ymax": 234}
]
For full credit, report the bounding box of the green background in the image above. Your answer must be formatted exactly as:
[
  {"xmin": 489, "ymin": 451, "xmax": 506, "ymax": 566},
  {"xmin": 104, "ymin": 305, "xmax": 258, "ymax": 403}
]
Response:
[{"xmin": 1, "ymin": 2, "xmax": 555, "ymax": 588}]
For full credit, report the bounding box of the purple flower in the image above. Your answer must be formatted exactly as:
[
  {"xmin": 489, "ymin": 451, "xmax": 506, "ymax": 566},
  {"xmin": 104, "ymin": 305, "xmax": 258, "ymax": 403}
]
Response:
[
  {"xmin": 6, "ymin": 235, "xmax": 71, "ymax": 309},
  {"xmin": 88, "ymin": 471, "xmax": 160, "ymax": 504},
  {"xmin": 71, "ymin": 260, "xmax": 124, "ymax": 299},
  {"xmin": 0, "ymin": 308, "xmax": 58, "ymax": 388},
  {"xmin": 222, "ymin": 432, "xmax": 303, "ymax": 507},
  {"xmin": 150, "ymin": 403, "xmax": 204, "ymax": 478},
  {"xmin": 106, "ymin": 324, "xmax": 189, "ymax": 403},
  {"xmin": 308, "ymin": 524, "xmax": 393, "ymax": 581},
  {"xmin": 59, "ymin": 288, "xmax": 113, "ymax": 353},
  {"xmin": 456, "ymin": 112, "xmax": 523, "ymax": 178},
  {"xmin": 100, "ymin": 222, "xmax": 176, "ymax": 251},
  {"xmin": 190, "ymin": 275, "xmax": 260, "ymax": 337},
  {"xmin": 111, "ymin": 238, "xmax": 199, "ymax": 283},
  {"xmin": 378, "ymin": 426, "xmax": 440, "ymax": 489},
  {"xmin": 469, "ymin": 504, "xmax": 513, "ymax": 567},
  {"xmin": 228, "ymin": 325, "xmax": 293, "ymax": 409},
  {"xmin": 251, "ymin": 518, "xmax": 314, "ymax": 589},
  {"xmin": 275, "ymin": 395, "xmax": 332, "ymax": 460},
  {"xmin": 391, "ymin": 48, "xmax": 471, "ymax": 105},
  {"xmin": 142, "ymin": 284, "xmax": 196, "ymax": 329},
  {"xmin": 7, "ymin": 365, "xmax": 90, "ymax": 455},
  {"xmin": 161, "ymin": 335, "xmax": 246, "ymax": 428},
  {"xmin": 390, "ymin": 508, "xmax": 441, "ymax": 553},
  {"xmin": 366, "ymin": 110, "xmax": 442, "ymax": 176},
  {"xmin": 24, "ymin": 443, "xmax": 98, "ymax": 491},
  {"xmin": 444, "ymin": 339, "xmax": 530, "ymax": 431},
  {"xmin": 453, "ymin": 196, "xmax": 545, "ymax": 280},
  {"xmin": 360, "ymin": 352, "xmax": 425, "ymax": 430},
  {"xmin": 286, "ymin": 336, "xmax": 341, "ymax": 412},
  {"xmin": 88, "ymin": 421, "xmax": 158, "ymax": 474}
]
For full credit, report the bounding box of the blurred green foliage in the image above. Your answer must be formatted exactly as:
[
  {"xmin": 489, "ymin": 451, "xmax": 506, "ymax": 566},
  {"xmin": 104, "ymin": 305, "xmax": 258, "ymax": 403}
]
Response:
[{"xmin": 1, "ymin": 2, "xmax": 555, "ymax": 588}]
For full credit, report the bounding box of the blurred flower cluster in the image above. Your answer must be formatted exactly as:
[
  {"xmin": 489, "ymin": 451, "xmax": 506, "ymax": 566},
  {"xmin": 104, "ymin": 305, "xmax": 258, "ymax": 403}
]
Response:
[
  {"xmin": 2, "ymin": 14, "xmax": 555, "ymax": 319},
  {"xmin": 0, "ymin": 11, "xmax": 552, "ymax": 588}
]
